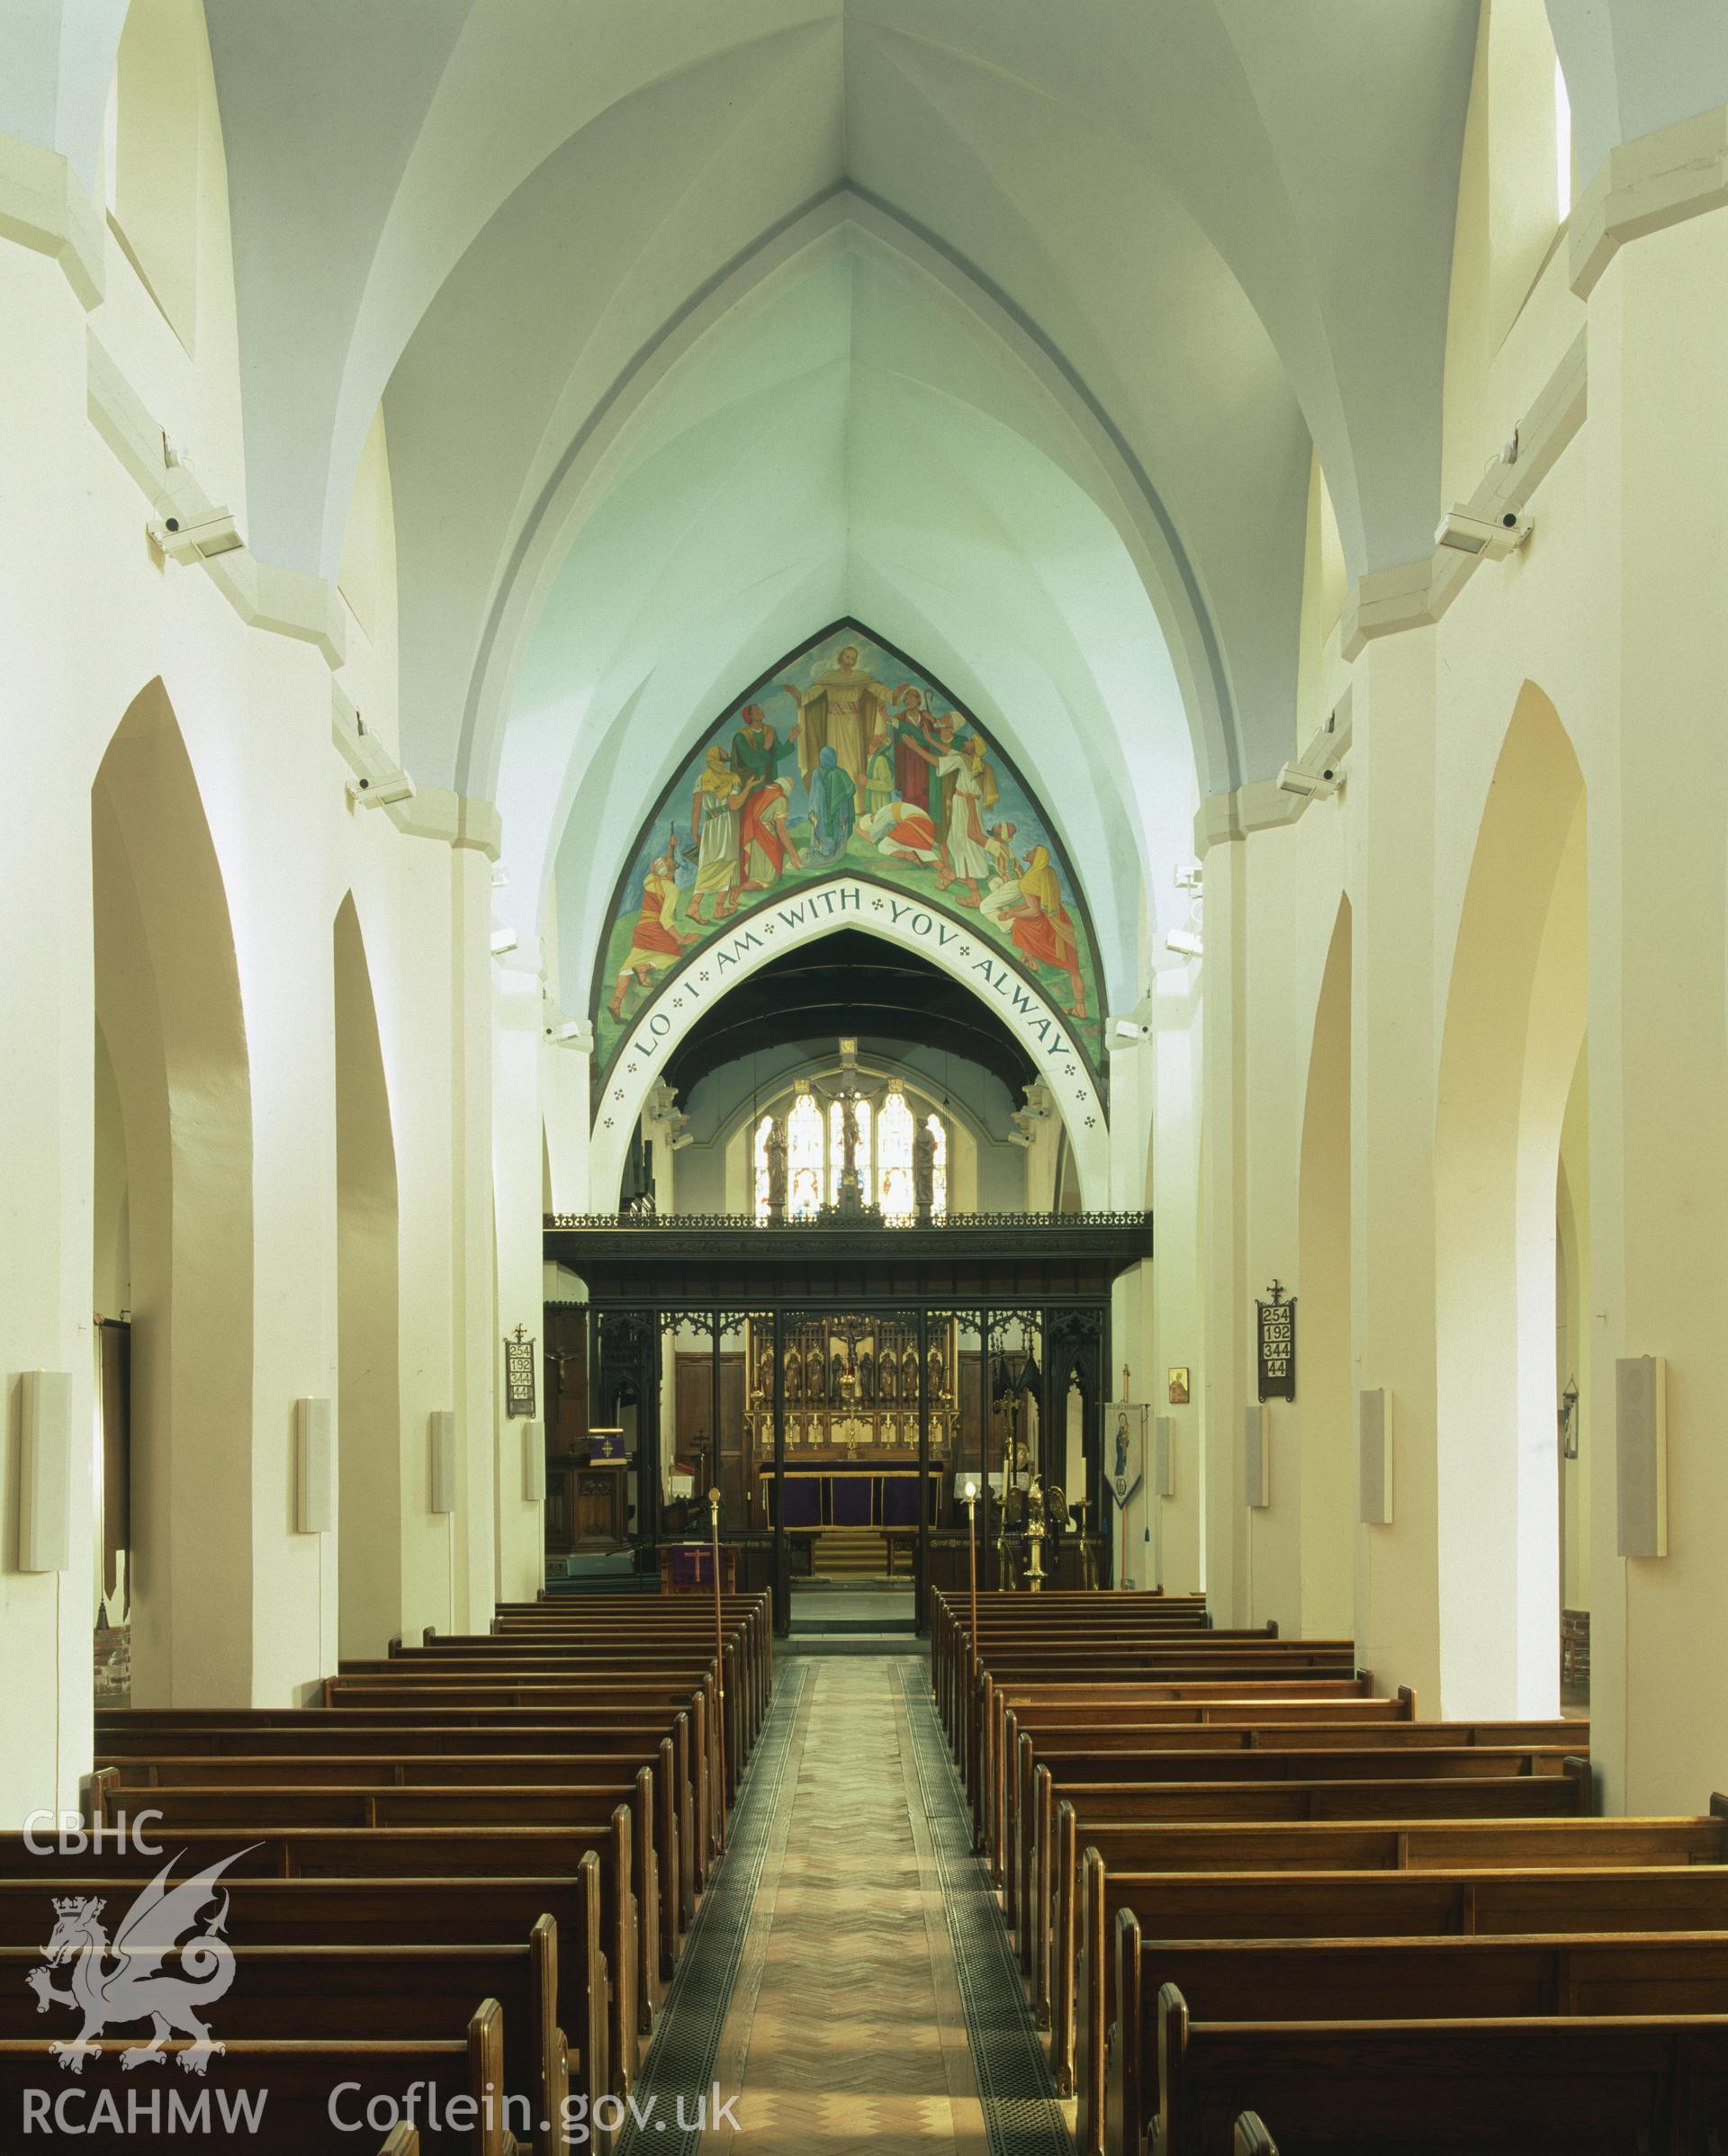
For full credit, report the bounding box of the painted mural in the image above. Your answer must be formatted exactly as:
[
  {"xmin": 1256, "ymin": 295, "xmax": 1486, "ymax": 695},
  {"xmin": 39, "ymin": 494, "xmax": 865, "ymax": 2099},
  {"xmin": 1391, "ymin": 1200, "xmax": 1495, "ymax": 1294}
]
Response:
[{"xmin": 591, "ymin": 624, "xmax": 1105, "ymax": 1085}]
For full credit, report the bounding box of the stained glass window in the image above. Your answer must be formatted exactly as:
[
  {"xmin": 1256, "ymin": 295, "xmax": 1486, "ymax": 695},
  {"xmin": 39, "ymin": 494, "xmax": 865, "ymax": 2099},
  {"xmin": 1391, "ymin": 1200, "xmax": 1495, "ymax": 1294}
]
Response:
[
  {"xmin": 878, "ymin": 1086, "xmax": 915, "ymax": 1221},
  {"xmin": 827, "ymin": 1101, "xmax": 845, "ymax": 1204},
  {"xmin": 927, "ymin": 1112, "xmax": 949, "ymax": 1218},
  {"xmin": 753, "ymin": 1084, "xmax": 943, "ymax": 1223},
  {"xmin": 788, "ymin": 1087, "xmax": 824, "ymax": 1219}
]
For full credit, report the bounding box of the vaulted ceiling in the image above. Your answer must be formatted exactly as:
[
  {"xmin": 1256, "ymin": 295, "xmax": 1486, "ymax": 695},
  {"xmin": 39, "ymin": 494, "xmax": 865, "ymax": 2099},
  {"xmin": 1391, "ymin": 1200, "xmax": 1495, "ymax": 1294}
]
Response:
[
  {"xmin": 88, "ymin": 3, "xmax": 1558, "ymax": 1005},
  {"xmin": 185, "ymin": 0, "xmax": 1501, "ymax": 1007},
  {"xmin": 11, "ymin": 3, "xmax": 1723, "ymax": 1002}
]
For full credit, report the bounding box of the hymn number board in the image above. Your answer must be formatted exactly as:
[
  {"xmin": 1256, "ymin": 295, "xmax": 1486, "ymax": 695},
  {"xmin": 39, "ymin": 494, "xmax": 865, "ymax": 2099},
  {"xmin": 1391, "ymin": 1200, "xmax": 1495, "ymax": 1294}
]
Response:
[
  {"xmin": 504, "ymin": 1326, "xmax": 537, "ymax": 1419},
  {"xmin": 1256, "ymin": 1283, "xmax": 1296, "ymax": 1403}
]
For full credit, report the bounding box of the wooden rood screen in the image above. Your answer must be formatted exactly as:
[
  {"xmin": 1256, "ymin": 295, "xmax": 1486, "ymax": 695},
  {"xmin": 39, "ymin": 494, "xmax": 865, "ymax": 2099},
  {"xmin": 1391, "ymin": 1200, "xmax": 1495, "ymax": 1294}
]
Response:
[
  {"xmin": 932, "ymin": 1587, "xmax": 1728, "ymax": 2156},
  {"xmin": 0, "ymin": 1591, "xmax": 773, "ymax": 2153}
]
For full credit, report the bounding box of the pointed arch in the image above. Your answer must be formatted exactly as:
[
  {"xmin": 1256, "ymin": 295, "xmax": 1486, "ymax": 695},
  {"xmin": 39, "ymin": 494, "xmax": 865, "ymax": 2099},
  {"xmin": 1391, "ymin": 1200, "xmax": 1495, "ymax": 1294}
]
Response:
[
  {"xmin": 92, "ymin": 678, "xmax": 253, "ymax": 1705},
  {"xmin": 1435, "ymin": 682, "xmax": 1586, "ymax": 1717},
  {"xmin": 1297, "ymin": 894, "xmax": 1353, "ymax": 1638},
  {"xmin": 333, "ymin": 892, "xmax": 403, "ymax": 1660}
]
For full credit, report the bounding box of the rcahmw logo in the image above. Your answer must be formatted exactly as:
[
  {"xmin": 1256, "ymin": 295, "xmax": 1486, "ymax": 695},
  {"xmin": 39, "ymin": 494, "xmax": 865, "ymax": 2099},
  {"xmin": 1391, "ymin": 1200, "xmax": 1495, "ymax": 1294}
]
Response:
[{"xmin": 26, "ymin": 1848, "xmax": 257, "ymax": 2077}]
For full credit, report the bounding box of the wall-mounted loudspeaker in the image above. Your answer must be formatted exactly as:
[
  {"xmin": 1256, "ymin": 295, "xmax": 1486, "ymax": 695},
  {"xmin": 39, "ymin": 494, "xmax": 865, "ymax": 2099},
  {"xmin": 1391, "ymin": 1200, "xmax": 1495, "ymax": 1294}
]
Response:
[
  {"xmin": 522, "ymin": 1420, "xmax": 544, "ymax": 1503},
  {"xmin": 1358, "ymin": 1388, "xmax": 1392, "ymax": 1524},
  {"xmin": 1244, "ymin": 1404, "xmax": 1269, "ymax": 1509},
  {"xmin": 1616, "ymin": 1354, "xmax": 1668, "ymax": 1558},
  {"xmin": 430, "ymin": 1411, "xmax": 458, "ymax": 1515},
  {"xmin": 293, "ymin": 1397, "xmax": 333, "ymax": 1534},
  {"xmin": 20, "ymin": 1370, "xmax": 71, "ymax": 1572},
  {"xmin": 1154, "ymin": 1415, "xmax": 1175, "ymax": 1497}
]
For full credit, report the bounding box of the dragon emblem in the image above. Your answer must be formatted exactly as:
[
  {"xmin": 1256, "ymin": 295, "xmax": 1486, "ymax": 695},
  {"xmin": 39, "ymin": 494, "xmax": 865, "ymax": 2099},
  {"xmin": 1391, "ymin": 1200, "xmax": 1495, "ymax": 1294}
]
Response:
[{"xmin": 26, "ymin": 1848, "xmax": 257, "ymax": 2075}]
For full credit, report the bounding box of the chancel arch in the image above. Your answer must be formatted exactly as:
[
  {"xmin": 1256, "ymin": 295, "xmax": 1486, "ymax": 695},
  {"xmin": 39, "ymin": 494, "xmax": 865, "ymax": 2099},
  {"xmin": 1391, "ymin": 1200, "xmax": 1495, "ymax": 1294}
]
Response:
[
  {"xmin": 1434, "ymin": 683, "xmax": 1587, "ymax": 1720},
  {"xmin": 584, "ymin": 626, "xmax": 1112, "ymax": 1208}
]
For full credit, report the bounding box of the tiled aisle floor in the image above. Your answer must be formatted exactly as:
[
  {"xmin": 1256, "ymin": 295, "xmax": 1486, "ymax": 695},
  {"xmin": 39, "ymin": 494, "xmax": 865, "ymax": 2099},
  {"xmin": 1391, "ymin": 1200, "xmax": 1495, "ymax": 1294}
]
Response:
[{"xmin": 699, "ymin": 1658, "xmax": 989, "ymax": 2155}]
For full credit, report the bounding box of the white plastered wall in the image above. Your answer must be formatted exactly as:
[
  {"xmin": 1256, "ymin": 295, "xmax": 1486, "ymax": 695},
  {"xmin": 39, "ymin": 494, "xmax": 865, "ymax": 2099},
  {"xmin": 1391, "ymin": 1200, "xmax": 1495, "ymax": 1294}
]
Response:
[
  {"xmin": 0, "ymin": 42, "xmax": 517, "ymax": 1818},
  {"xmin": 1200, "ymin": 60, "xmax": 1728, "ymax": 1804}
]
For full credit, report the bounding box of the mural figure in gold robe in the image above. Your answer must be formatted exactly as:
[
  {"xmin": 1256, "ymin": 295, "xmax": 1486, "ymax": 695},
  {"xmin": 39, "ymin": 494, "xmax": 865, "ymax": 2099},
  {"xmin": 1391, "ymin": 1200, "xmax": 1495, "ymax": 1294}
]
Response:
[{"xmin": 780, "ymin": 642, "xmax": 888, "ymax": 813}]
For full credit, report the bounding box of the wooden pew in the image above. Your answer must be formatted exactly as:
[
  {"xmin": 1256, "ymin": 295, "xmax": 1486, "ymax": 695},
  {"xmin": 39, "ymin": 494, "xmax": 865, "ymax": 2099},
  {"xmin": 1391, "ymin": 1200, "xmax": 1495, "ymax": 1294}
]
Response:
[
  {"xmin": 1068, "ymin": 1821, "xmax": 1728, "ymax": 2152},
  {"xmin": 982, "ymin": 1703, "xmax": 1585, "ymax": 1873},
  {"xmin": 360, "ymin": 1649, "xmax": 751, "ymax": 1787},
  {"xmin": 318, "ymin": 1669, "xmax": 731, "ymax": 1819},
  {"xmin": 411, "ymin": 1616, "xmax": 768, "ymax": 1756},
  {"xmin": 95, "ymin": 1747, "xmax": 685, "ymax": 1981},
  {"xmin": 86, "ymin": 1774, "xmax": 658, "ymax": 2068},
  {"xmin": 1007, "ymin": 1737, "xmax": 1583, "ymax": 1936},
  {"xmin": 99, "ymin": 1704, "xmax": 707, "ymax": 1910},
  {"xmin": 484, "ymin": 1595, "xmax": 772, "ymax": 1740},
  {"xmin": 974, "ymin": 1686, "xmax": 1427, "ymax": 1855},
  {"xmin": 0, "ymin": 1996, "xmax": 511, "ymax": 2153},
  {"xmin": 0, "ymin": 1822, "xmax": 639, "ymax": 2099},
  {"xmin": 966, "ymin": 1674, "xmax": 1381, "ymax": 1826},
  {"xmin": 0, "ymin": 1936, "xmax": 565, "ymax": 2151},
  {"xmin": 0, "ymin": 1871, "xmax": 608, "ymax": 2130},
  {"xmin": 1113, "ymin": 1925, "xmax": 1728, "ymax": 2153},
  {"xmin": 1138, "ymin": 1985, "xmax": 1728, "ymax": 2156},
  {"xmin": 1022, "ymin": 1760, "xmax": 1591, "ymax": 2017},
  {"xmin": 1076, "ymin": 1859, "xmax": 1728, "ymax": 2143}
]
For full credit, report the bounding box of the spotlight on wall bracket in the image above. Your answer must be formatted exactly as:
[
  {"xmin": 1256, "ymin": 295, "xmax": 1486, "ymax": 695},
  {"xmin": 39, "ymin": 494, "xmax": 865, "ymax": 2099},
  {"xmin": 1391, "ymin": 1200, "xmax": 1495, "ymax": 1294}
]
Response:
[
  {"xmin": 490, "ymin": 928, "xmax": 519, "ymax": 957},
  {"xmin": 549, "ymin": 1019, "xmax": 594, "ymax": 1052},
  {"xmin": 1436, "ymin": 504, "xmax": 1532, "ymax": 560},
  {"xmin": 346, "ymin": 771, "xmax": 416, "ymax": 808},
  {"xmin": 1165, "ymin": 927, "xmax": 1204, "ymax": 959},
  {"xmin": 148, "ymin": 507, "xmax": 247, "ymax": 562}
]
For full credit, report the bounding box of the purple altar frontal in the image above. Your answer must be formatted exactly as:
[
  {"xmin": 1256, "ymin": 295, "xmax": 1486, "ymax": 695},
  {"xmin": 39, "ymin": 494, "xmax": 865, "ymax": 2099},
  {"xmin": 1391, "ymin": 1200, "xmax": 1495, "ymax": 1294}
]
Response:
[{"xmin": 765, "ymin": 1467, "xmax": 940, "ymax": 1528}]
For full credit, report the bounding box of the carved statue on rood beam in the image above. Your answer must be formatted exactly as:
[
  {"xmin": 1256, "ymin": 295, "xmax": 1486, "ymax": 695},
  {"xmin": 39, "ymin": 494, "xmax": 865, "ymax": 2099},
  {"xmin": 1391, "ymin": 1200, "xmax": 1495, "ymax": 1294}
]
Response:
[
  {"xmin": 765, "ymin": 1119, "xmax": 788, "ymax": 1219},
  {"xmin": 914, "ymin": 1116, "xmax": 937, "ymax": 1219}
]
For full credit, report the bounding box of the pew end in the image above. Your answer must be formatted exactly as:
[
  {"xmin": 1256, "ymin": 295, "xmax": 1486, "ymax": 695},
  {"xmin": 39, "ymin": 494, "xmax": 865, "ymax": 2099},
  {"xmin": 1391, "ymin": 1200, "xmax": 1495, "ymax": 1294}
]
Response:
[
  {"xmin": 1234, "ymin": 2113, "xmax": 1277, "ymax": 2156},
  {"xmin": 467, "ymin": 1996, "xmax": 508, "ymax": 2156},
  {"xmin": 1106, "ymin": 1906, "xmax": 1145, "ymax": 2156},
  {"xmin": 1564, "ymin": 1753, "xmax": 1598, "ymax": 1815},
  {"xmin": 1076, "ymin": 1842, "xmax": 1108, "ymax": 2156}
]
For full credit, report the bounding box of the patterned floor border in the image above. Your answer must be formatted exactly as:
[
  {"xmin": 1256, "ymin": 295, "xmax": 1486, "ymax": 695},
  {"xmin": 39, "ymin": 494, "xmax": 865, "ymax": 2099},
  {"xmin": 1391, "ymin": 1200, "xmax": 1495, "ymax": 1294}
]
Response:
[
  {"xmin": 615, "ymin": 1660, "xmax": 811, "ymax": 2156},
  {"xmin": 897, "ymin": 1661, "xmax": 1075, "ymax": 2156}
]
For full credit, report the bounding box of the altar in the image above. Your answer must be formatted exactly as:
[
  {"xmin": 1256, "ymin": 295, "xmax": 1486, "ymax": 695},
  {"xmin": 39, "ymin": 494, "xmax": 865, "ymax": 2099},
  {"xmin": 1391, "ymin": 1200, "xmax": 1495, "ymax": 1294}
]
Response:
[{"xmin": 761, "ymin": 1465, "xmax": 944, "ymax": 1528}]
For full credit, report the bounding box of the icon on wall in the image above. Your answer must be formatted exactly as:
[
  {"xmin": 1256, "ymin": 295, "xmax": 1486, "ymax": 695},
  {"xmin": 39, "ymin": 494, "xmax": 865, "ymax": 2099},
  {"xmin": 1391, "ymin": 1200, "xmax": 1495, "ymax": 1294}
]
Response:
[{"xmin": 1166, "ymin": 1367, "xmax": 1191, "ymax": 1406}]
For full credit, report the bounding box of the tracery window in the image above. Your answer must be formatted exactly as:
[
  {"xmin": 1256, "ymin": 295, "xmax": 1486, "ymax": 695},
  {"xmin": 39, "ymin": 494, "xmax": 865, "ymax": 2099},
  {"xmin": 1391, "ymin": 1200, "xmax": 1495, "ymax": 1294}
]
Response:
[
  {"xmin": 752, "ymin": 1080, "xmax": 947, "ymax": 1223},
  {"xmin": 787, "ymin": 1087, "xmax": 824, "ymax": 1219},
  {"xmin": 877, "ymin": 1087, "xmax": 916, "ymax": 1222}
]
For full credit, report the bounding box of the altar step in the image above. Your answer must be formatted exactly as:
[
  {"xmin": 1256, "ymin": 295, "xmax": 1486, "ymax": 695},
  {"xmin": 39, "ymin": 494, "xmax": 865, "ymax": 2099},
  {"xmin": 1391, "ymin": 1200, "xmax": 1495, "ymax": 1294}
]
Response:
[{"xmin": 809, "ymin": 1527, "xmax": 888, "ymax": 1578}]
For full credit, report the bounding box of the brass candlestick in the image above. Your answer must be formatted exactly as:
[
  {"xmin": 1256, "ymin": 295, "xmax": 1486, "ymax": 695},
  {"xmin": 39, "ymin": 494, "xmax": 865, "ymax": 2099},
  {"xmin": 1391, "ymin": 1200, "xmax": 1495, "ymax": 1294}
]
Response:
[{"xmin": 1025, "ymin": 1476, "xmax": 1047, "ymax": 1595}]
